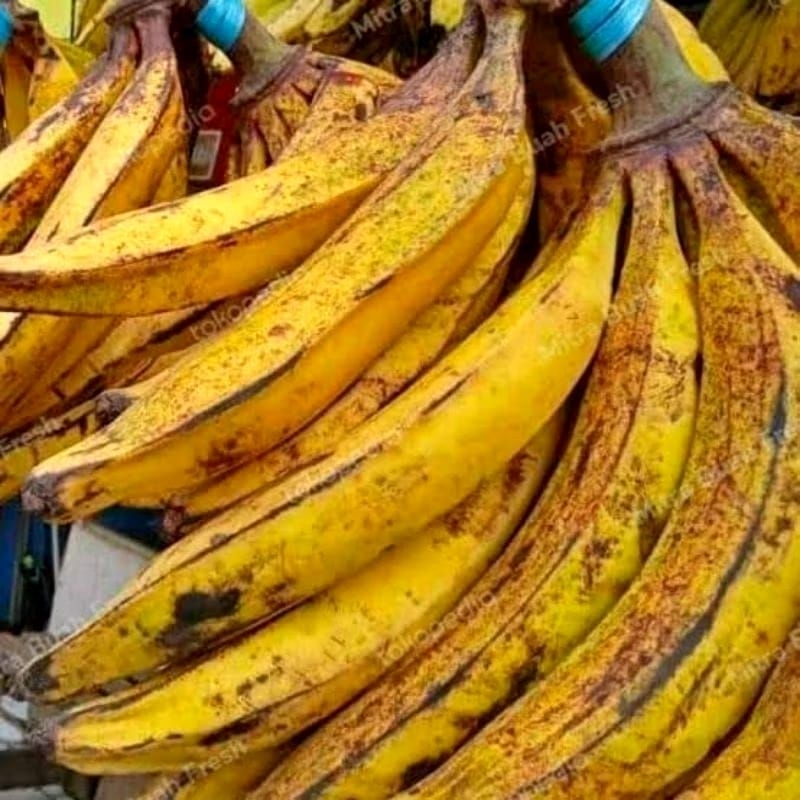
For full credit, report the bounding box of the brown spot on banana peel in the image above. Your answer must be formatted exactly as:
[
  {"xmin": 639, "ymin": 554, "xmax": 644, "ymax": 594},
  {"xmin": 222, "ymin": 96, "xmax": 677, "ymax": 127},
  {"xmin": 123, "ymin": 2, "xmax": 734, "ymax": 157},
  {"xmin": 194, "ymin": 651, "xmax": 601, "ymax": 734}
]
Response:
[{"xmin": 159, "ymin": 588, "xmax": 242, "ymax": 649}]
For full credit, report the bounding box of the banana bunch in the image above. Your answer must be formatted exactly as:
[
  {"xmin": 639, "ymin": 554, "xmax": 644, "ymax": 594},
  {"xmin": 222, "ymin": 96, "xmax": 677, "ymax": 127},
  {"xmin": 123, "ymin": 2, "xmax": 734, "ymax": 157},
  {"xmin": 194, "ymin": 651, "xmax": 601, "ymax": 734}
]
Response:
[
  {"xmin": 0, "ymin": 1, "xmax": 798, "ymax": 798},
  {"xmin": 339, "ymin": 4, "xmax": 799, "ymax": 798},
  {"xmin": 701, "ymin": 0, "xmax": 800, "ymax": 113}
]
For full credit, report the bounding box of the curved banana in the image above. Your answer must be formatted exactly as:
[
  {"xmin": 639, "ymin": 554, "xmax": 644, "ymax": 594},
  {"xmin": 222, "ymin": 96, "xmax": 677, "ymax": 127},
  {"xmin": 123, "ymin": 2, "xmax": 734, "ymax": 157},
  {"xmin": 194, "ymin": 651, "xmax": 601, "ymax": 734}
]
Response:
[
  {"xmin": 52, "ymin": 425, "xmax": 561, "ymax": 774},
  {"xmin": 705, "ymin": 92, "xmax": 800, "ymax": 258},
  {"xmin": 20, "ymin": 3, "xmax": 524, "ymax": 522},
  {"xmin": 136, "ymin": 748, "xmax": 287, "ymax": 800},
  {"xmin": 396, "ymin": 142, "xmax": 800, "ymax": 800},
  {"xmin": 0, "ymin": 9, "xmax": 483, "ymax": 316},
  {"xmin": 0, "ymin": 400, "xmax": 101, "ymax": 504},
  {"xmin": 251, "ymin": 158, "xmax": 698, "ymax": 800},
  {"xmin": 0, "ymin": 5, "xmax": 188, "ymax": 431},
  {"xmin": 677, "ymin": 628, "xmax": 800, "ymax": 799},
  {"xmin": 162, "ymin": 157, "xmax": 532, "ymax": 530},
  {"xmin": 0, "ymin": 19, "xmax": 136, "ymax": 253},
  {"xmin": 20, "ymin": 156, "xmax": 620, "ymax": 707}
]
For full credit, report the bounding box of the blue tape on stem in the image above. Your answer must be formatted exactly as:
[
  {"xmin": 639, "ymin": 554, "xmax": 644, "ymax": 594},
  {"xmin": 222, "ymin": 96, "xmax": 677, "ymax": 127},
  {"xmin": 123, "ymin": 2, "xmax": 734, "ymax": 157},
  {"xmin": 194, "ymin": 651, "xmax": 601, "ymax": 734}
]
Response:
[
  {"xmin": 578, "ymin": 0, "xmax": 651, "ymax": 63},
  {"xmin": 196, "ymin": 0, "xmax": 247, "ymax": 53},
  {"xmin": 0, "ymin": 6, "xmax": 14, "ymax": 52},
  {"xmin": 569, "ymin": 0, "xmax": 625, "ymax": 42}
]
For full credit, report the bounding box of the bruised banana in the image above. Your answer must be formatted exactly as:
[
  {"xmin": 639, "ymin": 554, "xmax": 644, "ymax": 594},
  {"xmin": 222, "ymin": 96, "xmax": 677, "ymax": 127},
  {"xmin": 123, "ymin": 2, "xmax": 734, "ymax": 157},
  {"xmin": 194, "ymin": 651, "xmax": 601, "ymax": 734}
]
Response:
[
  {"xmin": 1, "ymin": 40, "xmax": 32, "ymax": 139},
  {"xmin": 161, "ymin": 158, "xmax": 533, "ymax": 530},
  {"xmin": 677, "ymin": 626, "xmax": 800, "ymax": 799},
  {"xmin": 52, "ymin": 427, "xmax": 561, "ymax": 773},
  {"xmin": 0, "ymin": 8, "xmax": 482, "ymax": 316},
  {"xmin": 21, "ymin": 3, "xmax": 525, "ymax": 521},
  {"xmin": 0, "ymin": 20, "xmax": 136, "ymax": 253},
  {"xmin": 20, "ymin": 151, "xmax": 619, "ymax": 706},
  {"xmin": 0, "ymin": 5, "xmax": 188, "ymax": 431},
  {"xmin": 251, "ymin": 160, "xmax": 698, "ymax": 800},
  {"xmin": 136, "ymin": 748, "xmax": 288, "ymax": 800}
]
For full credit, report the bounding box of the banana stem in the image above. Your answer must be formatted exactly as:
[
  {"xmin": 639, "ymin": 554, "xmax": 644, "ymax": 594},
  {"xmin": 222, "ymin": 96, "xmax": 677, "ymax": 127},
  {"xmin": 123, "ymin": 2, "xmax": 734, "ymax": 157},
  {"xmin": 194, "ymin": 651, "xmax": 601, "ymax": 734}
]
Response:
[
  {"xmin": 228, "ymin": 7, "xmax": 297, "ymax": 103},
  {"xmin": 591, "ymin": 1, "xmax": 713, "ymax": 132}
]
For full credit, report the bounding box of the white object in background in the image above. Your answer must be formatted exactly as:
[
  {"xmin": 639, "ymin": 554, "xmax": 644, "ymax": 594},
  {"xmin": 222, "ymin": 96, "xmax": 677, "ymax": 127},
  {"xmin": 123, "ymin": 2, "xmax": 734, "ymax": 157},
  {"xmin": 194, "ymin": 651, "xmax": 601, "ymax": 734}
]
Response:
[{"xmin": 47, "ymin": 520, "xmax": 154, "ymax": 639}]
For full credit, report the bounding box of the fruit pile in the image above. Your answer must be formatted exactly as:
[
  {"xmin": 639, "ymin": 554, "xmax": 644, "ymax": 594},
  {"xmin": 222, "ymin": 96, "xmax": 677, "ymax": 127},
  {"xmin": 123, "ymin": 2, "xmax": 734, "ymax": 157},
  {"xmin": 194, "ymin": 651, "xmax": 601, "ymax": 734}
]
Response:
[{"xmin": 0, "ymin": 0, "xmax": 798, "ymax": 797}]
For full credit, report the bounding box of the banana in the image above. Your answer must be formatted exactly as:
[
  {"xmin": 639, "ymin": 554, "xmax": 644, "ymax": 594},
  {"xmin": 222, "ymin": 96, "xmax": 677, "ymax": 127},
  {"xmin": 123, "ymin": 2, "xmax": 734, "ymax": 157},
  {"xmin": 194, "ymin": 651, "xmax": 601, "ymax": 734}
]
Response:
[
  {"xmin": 0, "ymin": 7, "xmax": 482, "ymax": 316},
  {"xmin": 251, "ymin": 159, "xmax": 698, "ymax": 800},
  {"xmin": 51, "ymin": 425, "xmax": 561, "ymax": 774},
  {"xmin": 136, "ymin": 748, "xmax": 287, "ymax": 800},
  {"xmin": 161, "ymin": 157, "xmax": 533, "ymax": 531},
  {"xmin": 19, "ymin": 2, "xmax": 524, "ymax": 522},
  {"xmin": 20, "ymin": 153, "xmax": 620, "ymax": 708},
  {"xmin": 0, "ymin": 400, "xmax": 100, "ymax": 504},
  {"xmin": 0, "ymin": 4, "xmax": 187, "ymax": 432},
  {"xmin": 27, "ymin": 36, "xmax": 95, "ymax": 121},
  {"xmin": 1, "ymin": 41, "xmax": 32, "ymax": 139},
  {"xmin": 701, "ymin": 0, "xmax": 800, "ymax": 110},
  {"xmin": 677, "ymin": 628, "xmax": 800, "ymax": 799},
  {"xmin": 0, "ymin": 19, "xmax": 136, "ymax": 254},
  {"xmin": 705, "ymin": 91, "xmax": 800, "ymax": 258}
]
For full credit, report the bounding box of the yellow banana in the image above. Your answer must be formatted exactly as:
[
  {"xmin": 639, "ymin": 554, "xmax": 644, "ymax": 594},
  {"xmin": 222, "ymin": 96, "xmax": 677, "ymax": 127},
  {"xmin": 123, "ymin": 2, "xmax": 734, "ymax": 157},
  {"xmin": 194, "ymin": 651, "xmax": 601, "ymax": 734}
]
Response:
[
  {"xmin": 52, "ymin": 426, "xmax": 561, "ymax": 774},
  {"xmin": 20, "ymin": 3, "xmax": 524, "ymax": 521},
  {"xmin": 28, "ymin": 36, "xmax": 95, "ymax": 121},
  {"xmin": 0, "ymin": 5, "xmax": 187, "ymax": 432},
  {"xmin": 0, "ymin": 7, "xmax": 482, "ymax": 317},
  {"xmin": 251, "ymin": 158, "xmax": 698, "ymax": 800},
  {"xmin": 677, "ymin": 628, "xmax": 800, "ymax": 799},
  {"xmin": 1, "ymin": 42, "xmax": 31, "ymax": 139},
  {"xmin": 0, "ymin": 399, "xmax": 100, "ymax": 504},
  {"xmin": 0, "ymin": 20, "xmax": 136, "ymax": 254},
  {"xmin": 705, "ymin": 91, "xmax": 800, "ymax": 257},
  {"xmin": 162, "ymin": 158, "xmax": 533, "ymax": 530},
  {"xmin": 20, "ymin": 157, "xmax": 620, "ymax": 707},
  {"xmin": 136, "ymin": 748, "xmax": 287, "ymax": 800}
]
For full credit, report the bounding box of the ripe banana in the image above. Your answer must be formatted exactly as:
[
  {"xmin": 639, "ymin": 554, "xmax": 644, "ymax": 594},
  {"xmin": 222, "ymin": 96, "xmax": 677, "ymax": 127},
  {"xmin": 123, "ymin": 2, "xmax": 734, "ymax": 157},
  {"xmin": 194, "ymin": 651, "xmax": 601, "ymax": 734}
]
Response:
[
  {"xmin": 136, "ymin": 748, "xmax": 287, "ymax": 800},
  {"xmin": 20, "ymin": 2, "xmax": 525, "ymax": 521},
  {"xmin": 20, "ymin": 149, "xmax": 618, "ymax": 707},
  {"xmin": 161, "ymin": 156, "xmax": 533, "ymax": 531},
  {"xmin": 51, "ymin": 426, "xmax": 561, "ymax": 773},
  {"xmin": 701, "ymin": 0, "xmax": 800, "ymax": 111},
  {"xmin": 0, "ymin": 4, "xmax": 188, "ymax": 432},
  {"xmin": 1, "ymin": 40, "xmax": 32, "ymax": 139},
  {"xmin": 0, "ymin": 8, "xmax": 482, "ymax": 317},
  {"xmin": 28, "ymin": 36, "xmax": 95, "ymax": 121},
  {"xmin": 0, "ymin": 400, "xmax": 100, "ymax": 504},
  {"xmin": 250, "ymin": 158, "xmax": 698, "ymax": 800},
  {"xmin": 0, "ymin": 17, "xmax": 136, "ymax": 254},
  {"xmin": 677, "ymin": 627, "xmax": 800, "ymax": 799}
]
